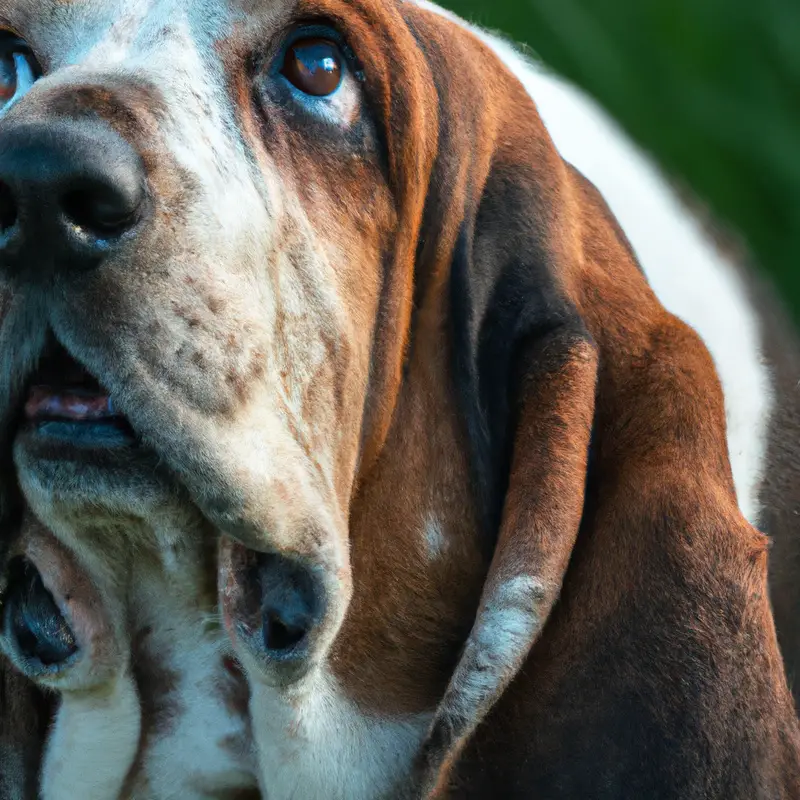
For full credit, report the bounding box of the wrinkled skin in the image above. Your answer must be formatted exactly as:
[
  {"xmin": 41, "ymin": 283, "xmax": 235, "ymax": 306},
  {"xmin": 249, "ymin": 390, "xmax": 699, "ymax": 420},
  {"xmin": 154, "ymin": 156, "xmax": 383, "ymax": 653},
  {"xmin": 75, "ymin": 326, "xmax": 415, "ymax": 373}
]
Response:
[
  {"xmin": 0, "ymin": 0, "xmax": 403, "ymax": 795},
  {"xmin": 1, "ymin": 0, "xmax": 799, "ymax": 798}
]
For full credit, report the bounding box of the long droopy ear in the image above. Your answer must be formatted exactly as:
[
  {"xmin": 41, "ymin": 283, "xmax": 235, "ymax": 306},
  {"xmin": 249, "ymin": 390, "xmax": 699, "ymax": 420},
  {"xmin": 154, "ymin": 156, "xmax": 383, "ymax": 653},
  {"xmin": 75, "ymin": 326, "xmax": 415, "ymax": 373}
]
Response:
[
  {"xmin": 399, "ymin": 8, "xmax": 600, "ymax": 794},
  {"xmin": 404, "ymin": 7, "xmax": 800, "ymax": 797}
]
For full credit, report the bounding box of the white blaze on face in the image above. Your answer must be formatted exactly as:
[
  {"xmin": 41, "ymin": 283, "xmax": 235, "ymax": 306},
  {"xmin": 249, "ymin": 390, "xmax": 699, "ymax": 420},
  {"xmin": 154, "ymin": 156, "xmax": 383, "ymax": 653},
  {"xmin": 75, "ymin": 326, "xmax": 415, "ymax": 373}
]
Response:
[{"xmin": 34, "ymin": 0, "xmax": 268, "ymax": 262}]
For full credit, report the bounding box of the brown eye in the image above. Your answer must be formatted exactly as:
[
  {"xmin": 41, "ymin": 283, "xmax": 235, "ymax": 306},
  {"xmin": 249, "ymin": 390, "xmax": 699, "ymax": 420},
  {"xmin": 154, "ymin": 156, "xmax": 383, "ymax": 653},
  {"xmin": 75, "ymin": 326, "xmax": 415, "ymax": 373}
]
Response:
[
  {"xmin": 281, "ymin": 38, "xmax": 343, "ymax": 97},
  {"xmin": 0, "ymin": 35, "xmax": 39, "ymax": 111},
  {"xmin": 0, "ymin": 53, "xmax": 16, "ymax": 102}
]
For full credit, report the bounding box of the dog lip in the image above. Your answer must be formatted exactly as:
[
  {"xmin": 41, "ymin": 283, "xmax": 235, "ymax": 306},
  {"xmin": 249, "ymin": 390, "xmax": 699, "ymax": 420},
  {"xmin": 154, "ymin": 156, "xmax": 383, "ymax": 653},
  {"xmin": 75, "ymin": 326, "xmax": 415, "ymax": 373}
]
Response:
[
  {"xmin": 24, "ymin": 385, "xmax": 121, "ymax": 422},
  {"xmin": 17, "ymin": 334, "xmax": 136, "ymax": 439}
]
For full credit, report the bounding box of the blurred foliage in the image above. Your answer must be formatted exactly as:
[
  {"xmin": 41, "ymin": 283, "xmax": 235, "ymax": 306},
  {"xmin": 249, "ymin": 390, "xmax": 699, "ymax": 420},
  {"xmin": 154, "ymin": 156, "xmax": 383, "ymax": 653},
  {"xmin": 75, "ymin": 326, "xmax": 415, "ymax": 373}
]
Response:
[{"xmin": 441, "ymin": 0, "xmax": 800, "ymax": 323}]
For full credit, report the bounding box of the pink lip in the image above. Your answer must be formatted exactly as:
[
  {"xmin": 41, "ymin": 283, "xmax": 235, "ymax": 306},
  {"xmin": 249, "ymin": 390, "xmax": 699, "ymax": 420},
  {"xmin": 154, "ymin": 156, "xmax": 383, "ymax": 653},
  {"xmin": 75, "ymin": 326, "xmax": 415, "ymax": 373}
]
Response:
[{"xmin": 24, "ymin": 386, "xmax": 121, "ymax": 422}]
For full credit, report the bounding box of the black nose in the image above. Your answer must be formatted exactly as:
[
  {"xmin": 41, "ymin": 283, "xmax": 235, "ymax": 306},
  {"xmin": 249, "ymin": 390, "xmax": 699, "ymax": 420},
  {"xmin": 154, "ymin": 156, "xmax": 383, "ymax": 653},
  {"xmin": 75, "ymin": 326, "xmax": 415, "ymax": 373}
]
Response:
[
  {"xmin": 254, "ymin": 554, "xmax": 323, "ymax": 659},
  {"xmin": 3, "ymin": 557, "xmax": 77, "ymax": 667},
  {"xmin": 0, "ymin": 118, "xmax": 147, "ymax": 279}
]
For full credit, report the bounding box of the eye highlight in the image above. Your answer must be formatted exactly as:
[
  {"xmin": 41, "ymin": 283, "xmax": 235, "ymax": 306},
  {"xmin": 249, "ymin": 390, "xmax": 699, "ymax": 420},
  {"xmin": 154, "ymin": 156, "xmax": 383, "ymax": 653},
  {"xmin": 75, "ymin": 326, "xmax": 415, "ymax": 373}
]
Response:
[{"xmin": 281, "ymin": 38, "xmax": 343, "ymax": 97}]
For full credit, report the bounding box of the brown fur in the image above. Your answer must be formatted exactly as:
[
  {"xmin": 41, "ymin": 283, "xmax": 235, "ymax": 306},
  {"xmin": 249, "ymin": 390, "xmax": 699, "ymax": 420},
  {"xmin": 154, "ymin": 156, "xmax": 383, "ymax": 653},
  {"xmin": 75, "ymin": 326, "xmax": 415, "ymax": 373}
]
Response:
[
  {"xmin": 324, "ymin": 4, "xmax": 800, "ymax": 794},
  {"xmin": 741, "ymin": 265, "xmax": 800, "ymax": 706},
  {"xmin": 670, "ymin": 191, "xmax": 800, "ymax": 710},
  {"xmin": 0, "ymin": 0, "xmax": 798, "ymax": 797}
]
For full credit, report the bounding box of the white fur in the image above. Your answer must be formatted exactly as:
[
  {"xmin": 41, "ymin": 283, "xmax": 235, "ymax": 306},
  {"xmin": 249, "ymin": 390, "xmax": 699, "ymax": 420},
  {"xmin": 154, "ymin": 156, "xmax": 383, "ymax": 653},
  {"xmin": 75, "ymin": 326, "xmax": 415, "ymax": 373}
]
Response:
[
  {"xmin": 13, "ymin": 499, "xmax": 259, "ymax": 798},
  {"xmin": 424, "ymin": 517, "xmax": 447, "ymax": 559},
  {"xmin": 248, "ymin": 670, "xmax": 430, "ymax": 800},
  {"xmin": 41, "ymin": 672, "xmax": 141, "ymax": 800},
  {"xmin": 127, "ymin": 568, "xmax": 257, "ymax": 799},
  {"xmin": 440, "ymin": 575, "xmax": 542, "ymax": 726},
  {"xmin": 416, "ymin": 1, "xmax": 772, "ymax": 526}
]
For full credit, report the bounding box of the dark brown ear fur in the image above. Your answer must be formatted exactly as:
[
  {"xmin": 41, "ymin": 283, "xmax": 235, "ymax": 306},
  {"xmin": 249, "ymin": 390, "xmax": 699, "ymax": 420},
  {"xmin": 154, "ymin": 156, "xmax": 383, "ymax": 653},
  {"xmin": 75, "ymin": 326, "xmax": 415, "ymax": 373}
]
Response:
[
  {"xmin": 0, "ymin": 288, "xmax": 50, "ymax": 800},
  {"xmin": 402, "ymin": 7, "xmax": 800, "ymax": 797},
  {"xmin": 0, "ymin": 664, "xmax": 50, "ymax": 800},
  {"xmin": 744, "ymin": 264, "xmax": 800, "ymax": 710}
]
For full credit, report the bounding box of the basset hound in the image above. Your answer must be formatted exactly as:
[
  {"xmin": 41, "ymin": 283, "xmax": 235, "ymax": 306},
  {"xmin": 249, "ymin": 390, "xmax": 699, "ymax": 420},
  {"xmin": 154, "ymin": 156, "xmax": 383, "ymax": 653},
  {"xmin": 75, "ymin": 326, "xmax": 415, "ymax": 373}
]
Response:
[{"xmin": 0, "ymin": 0, "xmax": 798, "ymax": 797}]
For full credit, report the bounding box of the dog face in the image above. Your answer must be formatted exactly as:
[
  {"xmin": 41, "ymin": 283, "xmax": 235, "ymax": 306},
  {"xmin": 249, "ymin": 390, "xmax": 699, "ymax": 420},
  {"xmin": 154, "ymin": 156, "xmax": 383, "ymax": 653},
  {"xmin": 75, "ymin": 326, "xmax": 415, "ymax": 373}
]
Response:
[
  {"xmin": 0, "ymin": 0, "xmax": 495, "ymax": 788},
  {"xmin": 6, "ymin": 1, "xmax": 793, "ymax": 798},
  {"xmin": 0, "ymin": 0, "xmax": 438, "ymax": 793},
  {"xmin": 0, "ymin": 0, "xmax": 418, "ymax": 678},
  {"xmin": 2, "ymin": 0, "xmax": 504, "ymax": 791}
]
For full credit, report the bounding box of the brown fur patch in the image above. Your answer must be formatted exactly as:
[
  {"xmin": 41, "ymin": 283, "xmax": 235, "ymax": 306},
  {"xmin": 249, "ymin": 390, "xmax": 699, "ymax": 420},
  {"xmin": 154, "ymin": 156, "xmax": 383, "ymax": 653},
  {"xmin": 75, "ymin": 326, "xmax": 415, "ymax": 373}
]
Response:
[
  {"xmin": 2, "ymin": 0, "xmax": 798, "ymax": 795},
  {"xmin": 121, "ymin": 625, "xmax": 182, "ymax": 796}
]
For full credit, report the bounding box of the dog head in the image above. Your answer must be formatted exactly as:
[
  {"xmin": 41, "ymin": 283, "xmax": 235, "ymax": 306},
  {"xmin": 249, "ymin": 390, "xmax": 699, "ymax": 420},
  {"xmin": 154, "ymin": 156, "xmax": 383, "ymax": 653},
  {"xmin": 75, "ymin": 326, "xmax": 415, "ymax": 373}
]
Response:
[
  {"xmin": 0, "ymin": 1, "xmax": 587, "ymax": 789},
  {"xmin": 0, "ymin": 0, "xmax": 438, "ymax": 678},
  {"xmin": 1, "ymin": 0, "xmax": 793, "ymax": 797}
]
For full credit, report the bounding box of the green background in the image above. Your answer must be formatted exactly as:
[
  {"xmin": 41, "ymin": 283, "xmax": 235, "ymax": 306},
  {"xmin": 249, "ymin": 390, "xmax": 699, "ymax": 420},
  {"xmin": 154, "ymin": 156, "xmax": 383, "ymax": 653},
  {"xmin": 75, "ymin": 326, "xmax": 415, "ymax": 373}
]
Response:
[{"xmin": 439, "ymin": 0, "xmax": 800, "ymax": 324}]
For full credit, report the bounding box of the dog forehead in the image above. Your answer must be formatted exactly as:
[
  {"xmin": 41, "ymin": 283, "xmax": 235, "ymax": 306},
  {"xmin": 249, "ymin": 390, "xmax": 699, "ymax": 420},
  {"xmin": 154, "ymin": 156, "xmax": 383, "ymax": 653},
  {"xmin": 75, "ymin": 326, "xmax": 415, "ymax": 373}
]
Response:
[
  {"xmin": 6, "ymin": 0, "xmax": 216, "ymax": 56},
  {"xmin": 2, "ymin": 0, "xmax": 297, "ymax": 81}
]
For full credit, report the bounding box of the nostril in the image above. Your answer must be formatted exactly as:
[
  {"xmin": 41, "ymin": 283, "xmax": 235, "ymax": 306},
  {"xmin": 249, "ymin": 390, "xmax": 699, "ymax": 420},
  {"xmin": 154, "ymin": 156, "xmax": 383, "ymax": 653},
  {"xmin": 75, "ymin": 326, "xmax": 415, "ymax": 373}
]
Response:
[
  {"xmin": 264, "ymin": 610, "xmax": 308, "ymax": 652},
  {"xmin": 61, "ymin": 183, "xmax": 143, "ymax": 238},
  {"xmin": 254, "ymin": 553, "xmax": 322, "ymax": 657},
  {"xmin": 3, "ymin": 557, "xmax": 78, "ymax": 667},
  {"xmin": 0, "ymin": 181, "xmax": 17, "ymax": 233}
]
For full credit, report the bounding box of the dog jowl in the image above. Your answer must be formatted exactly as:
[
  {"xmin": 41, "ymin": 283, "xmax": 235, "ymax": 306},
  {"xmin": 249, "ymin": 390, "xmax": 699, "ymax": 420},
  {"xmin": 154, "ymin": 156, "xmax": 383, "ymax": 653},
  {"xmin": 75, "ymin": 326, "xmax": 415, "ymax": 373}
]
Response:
[
  {"xmin": 0, "ymin": 0, "xmax": 392, "ymax": 794},
  {"xmin": 0, "ymin": 1, "xmax": 799, "ymax": 799}
]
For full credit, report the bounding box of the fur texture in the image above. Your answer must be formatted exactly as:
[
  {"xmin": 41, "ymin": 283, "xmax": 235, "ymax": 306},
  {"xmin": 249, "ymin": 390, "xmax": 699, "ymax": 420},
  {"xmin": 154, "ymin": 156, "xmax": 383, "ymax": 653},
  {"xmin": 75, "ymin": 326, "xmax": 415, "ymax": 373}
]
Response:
[{"xmin": 0, "ymin": 1, "xmax": 797, "ymax": 798}]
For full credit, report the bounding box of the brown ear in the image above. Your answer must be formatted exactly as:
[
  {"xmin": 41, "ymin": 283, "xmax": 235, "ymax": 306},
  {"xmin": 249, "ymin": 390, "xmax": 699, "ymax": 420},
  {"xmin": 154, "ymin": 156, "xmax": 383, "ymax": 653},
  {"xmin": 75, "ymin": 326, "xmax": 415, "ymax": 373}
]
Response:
[
  {"xmin": 404, "ymin": 9, "xmax": 800, "ymax": 796},
  {"xmin": 398, "ymin": 11, "xmax": 601, "ymax": 794},
  {"xmin": 415, "ymin": 277, "xmax": 597, "ymax": 797}
]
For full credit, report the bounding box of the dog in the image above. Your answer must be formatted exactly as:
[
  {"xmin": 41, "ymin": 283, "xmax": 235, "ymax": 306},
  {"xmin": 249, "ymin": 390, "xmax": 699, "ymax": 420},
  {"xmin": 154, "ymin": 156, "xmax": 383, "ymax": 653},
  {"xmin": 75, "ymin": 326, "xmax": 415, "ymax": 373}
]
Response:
[{"xmin": 0, "ymin": 0, "xmax": 798, "ymax": 797}]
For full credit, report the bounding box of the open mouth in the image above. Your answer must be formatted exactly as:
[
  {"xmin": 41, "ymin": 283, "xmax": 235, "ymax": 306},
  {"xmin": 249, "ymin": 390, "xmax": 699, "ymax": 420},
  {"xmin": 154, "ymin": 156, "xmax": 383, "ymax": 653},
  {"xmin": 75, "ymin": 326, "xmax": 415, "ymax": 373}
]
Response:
[{"xmin": 20, "ymin": 336, "xmax": 136, "ymax": 447}]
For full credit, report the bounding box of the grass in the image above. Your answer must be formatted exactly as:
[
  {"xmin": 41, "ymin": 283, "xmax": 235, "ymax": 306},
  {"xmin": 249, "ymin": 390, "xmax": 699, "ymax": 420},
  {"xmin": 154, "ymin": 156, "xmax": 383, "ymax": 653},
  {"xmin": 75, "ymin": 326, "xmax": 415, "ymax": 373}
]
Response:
[{"xmin": 440, "ymin": 0, "xmax": 800, "ymax": 324}]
